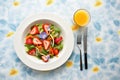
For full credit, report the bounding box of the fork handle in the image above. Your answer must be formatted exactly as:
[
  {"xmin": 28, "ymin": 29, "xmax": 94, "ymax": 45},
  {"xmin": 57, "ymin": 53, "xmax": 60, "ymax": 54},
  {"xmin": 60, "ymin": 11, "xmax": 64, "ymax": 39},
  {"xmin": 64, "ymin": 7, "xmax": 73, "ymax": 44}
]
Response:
[{"xmin": 84, "ymin": 53, "xmax": 88, "ymax": 69}]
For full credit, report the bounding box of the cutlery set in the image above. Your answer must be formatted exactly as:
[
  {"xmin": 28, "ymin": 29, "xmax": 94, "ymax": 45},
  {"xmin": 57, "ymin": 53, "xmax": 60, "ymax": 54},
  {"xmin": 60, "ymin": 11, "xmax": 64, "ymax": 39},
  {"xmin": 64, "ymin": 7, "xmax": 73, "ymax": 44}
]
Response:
[{"xmin": 77, "ymin": 27, "xmax": 88, "ymax": 70}]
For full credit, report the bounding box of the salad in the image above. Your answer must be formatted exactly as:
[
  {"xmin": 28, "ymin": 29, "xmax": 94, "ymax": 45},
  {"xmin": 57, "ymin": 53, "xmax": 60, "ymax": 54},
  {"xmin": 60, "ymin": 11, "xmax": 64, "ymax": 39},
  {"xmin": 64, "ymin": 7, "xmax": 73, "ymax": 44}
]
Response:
[{"xmin": 24, "ymin": 23, "xmax": 63, "ymax": 62}]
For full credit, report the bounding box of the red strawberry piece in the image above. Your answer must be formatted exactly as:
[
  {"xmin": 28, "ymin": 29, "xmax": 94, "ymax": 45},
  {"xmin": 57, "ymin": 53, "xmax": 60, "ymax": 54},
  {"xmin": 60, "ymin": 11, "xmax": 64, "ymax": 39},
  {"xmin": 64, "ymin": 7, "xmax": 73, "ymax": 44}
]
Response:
[
  {"xmin": 28, "ymin": 48, "xmax": 36, "ymax": 56},
  {"xmin": 25, "ymin": 37, "xmax": 33, "ymax": 44},
  {"xmin": 42, "ymin": 24, "xmax": 50, "ymax": 35},
  {"xmin": 33, "ymin": 37, "xmax": 42, "ymax": 45},
  {"xmin": 53, "ymin": 48, "xmax": 59, "ymax": 56},
  {"xmin": 43, "ymin": 40, "xmax": 50, "ymax": 50},
  {"xmin": 54, "ymin": 36, "xmax": 63, "ymax": 44},
  {"xmin": 30, "ymin": 26, "xmax": 39, "ymax": 35},
  {"xmin": 41, "ymin": 55, "xmax": 50, "ymax": 62}
]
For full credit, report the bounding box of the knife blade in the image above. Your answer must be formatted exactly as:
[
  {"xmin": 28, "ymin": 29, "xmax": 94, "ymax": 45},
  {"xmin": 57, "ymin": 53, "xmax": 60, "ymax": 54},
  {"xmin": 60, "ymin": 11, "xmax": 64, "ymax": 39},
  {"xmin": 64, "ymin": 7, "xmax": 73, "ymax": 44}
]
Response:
[{"xmin": 83, "ymin": 27, "xmax": 88, "ymax": 69}]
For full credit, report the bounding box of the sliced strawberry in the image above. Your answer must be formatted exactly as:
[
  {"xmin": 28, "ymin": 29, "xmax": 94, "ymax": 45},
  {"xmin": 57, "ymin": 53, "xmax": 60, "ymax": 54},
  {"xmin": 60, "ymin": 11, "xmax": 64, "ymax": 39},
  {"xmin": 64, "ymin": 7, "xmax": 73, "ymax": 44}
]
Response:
[
  {"xmin": 25, "ymin": 37, "xmax": 33, "ymax": 44},
  {"xmin": 30, "ymin": 26, "xmax": 39, "ymax": 35},
  {"xmin": 43, "ymin": 40, "xmax": 50, "ymax": 50},
  {"xmin": 41, "ymin": 55, "xmax": 50, "ymax": 62},
  {"xmin": 33, "ymin": 37, "xmax": 42, "ymax": 45},
  {"xmin": 54, "ymin": 36, "xmax": 63, "ymax": 44},
  {"xmin": 28, "ymin": 48, "xmax": 36, "ymax": 56},
  {"xmin": 42, "ymin": 24, "xmax": 50, "ymax": 35}
]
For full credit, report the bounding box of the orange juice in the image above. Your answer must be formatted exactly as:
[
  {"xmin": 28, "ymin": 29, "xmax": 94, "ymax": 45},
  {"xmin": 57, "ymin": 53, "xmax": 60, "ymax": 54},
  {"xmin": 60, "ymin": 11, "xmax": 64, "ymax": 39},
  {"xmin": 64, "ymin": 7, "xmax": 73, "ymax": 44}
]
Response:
[{"xmin": 73, "ymin": 9, "xmax": 90, "ymax": 27}]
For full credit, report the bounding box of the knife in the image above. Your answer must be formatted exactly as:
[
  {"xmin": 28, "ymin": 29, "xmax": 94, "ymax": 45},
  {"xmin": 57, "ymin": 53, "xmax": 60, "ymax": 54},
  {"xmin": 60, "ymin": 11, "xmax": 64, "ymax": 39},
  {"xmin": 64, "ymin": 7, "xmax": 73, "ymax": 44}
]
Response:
[{"xmin": 83, "ymin": 27, "xmax": 88, "ymax": 69}]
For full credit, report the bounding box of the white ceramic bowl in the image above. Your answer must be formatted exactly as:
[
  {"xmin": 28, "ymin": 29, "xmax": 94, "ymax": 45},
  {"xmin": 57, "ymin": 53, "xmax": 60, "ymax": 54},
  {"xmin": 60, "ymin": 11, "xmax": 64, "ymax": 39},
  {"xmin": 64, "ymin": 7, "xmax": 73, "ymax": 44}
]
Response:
[{"xmin": 14, "ymin": 13, "xmax": 74, "ymax": 71}]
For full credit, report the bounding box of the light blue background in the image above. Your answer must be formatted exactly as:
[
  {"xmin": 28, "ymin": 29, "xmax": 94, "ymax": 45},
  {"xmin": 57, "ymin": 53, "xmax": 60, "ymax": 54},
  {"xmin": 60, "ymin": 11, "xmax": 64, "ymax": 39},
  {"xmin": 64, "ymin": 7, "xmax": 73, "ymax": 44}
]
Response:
[{"xmin": 0, "ymin": 0, "xmax": 120, "ymax": 80}]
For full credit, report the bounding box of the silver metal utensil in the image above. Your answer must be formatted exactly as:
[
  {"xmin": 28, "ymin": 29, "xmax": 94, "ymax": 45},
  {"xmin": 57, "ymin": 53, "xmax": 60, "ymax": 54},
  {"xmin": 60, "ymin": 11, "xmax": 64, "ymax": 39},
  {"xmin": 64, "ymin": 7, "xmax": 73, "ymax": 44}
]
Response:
[
  {"xmin": 77, "ymin": 31, "xmax": 83, "ymax": 70},
  {"xmin": 83, "ymin": 27, "xmax": 88, "ymax": 69}
]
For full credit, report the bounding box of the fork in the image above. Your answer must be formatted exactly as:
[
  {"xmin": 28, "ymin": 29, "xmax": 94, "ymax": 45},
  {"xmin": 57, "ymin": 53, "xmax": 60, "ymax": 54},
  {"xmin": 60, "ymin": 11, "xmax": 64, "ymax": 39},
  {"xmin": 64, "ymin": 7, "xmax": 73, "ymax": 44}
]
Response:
[{"xmin": 77, "ymin": 32, "xmax": 83, "ymax": 70}]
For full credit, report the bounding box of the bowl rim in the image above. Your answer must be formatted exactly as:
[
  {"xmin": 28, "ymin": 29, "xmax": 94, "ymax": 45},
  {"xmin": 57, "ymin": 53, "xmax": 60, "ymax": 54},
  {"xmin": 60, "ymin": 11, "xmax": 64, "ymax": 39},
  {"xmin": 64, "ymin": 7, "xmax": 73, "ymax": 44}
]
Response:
[{"xmin": 14, "ymin": 13, "xmax": 74, "ymax": 71}]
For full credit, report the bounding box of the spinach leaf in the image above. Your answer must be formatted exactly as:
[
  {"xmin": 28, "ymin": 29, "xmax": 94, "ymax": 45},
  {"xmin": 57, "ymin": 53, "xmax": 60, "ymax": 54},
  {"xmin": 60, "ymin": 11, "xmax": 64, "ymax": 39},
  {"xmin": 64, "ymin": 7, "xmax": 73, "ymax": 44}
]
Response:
[{"xmin": 55, "ymin": 43, "xmax": 63, "ymax": 50}]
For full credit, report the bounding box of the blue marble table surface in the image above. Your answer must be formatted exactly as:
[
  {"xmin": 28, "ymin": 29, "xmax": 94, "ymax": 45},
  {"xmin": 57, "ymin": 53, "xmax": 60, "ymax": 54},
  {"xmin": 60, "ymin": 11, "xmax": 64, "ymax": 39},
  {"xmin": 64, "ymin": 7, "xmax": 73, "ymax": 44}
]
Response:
[{"xmin": 0, "ymin": 0, "xmax": 120, "ymax": 80}]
